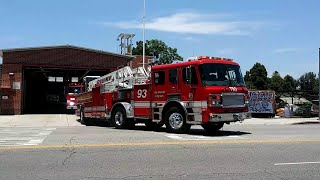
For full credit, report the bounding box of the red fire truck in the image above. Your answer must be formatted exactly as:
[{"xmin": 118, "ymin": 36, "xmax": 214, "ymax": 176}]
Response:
[
  {"xmin": 76, "ymin": 56, "xmax": 249, "ymax": 133},
  {"xmin": 66, "ymin": 83, "xmax": 83, "ymax": 111},
  {"xmin": 66, "ymin": 76, "xmax": 100, "ymax": 113}
]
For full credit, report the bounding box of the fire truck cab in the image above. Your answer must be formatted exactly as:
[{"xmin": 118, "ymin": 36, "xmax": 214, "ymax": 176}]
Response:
[{"xmin": 77, "ymin": 56, "xmax": 249, "ymax": 133}]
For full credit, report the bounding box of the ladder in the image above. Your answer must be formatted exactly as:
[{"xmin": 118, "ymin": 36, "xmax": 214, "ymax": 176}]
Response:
[{"xmin": 87, "ymin": 66, "xmax": 149, "ymax": 92}]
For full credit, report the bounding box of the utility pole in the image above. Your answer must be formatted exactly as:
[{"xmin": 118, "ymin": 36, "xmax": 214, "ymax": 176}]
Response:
[
  {"xmin": 142, "ymin": 0, "xmax": 146, "ymax": 70},
  {"xmin": 318, "ymin": 48, "xmax": 320, "ymax": 119}
]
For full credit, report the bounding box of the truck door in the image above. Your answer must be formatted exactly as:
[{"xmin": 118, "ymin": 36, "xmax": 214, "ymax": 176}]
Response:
[
  {"xmin": 180, "ymin": 66, "xmax": 200, "ymax": 108},
  {"xmin": 168, "ymin": 68, "xmax": 180, "ymax": 99}
]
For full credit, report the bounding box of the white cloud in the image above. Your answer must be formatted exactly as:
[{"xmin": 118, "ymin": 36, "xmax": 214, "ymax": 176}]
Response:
[
  {"xmin": 274, "ymin": 48, "xmax": 299, "ymax": 54},
  {"xmin": 101, "ymin": 12, "xmax": 264, "ymax": 35},
  {"xmin": 216, "ymin": 48, "xmax": 235, "ymax": 55},
  {"xmin": 184, "ymin": 36, "xmax": 195, "ymax": 41},
  {"xmin": 182, "ymin": 36, "xmax": 201, "ymax": 42}
]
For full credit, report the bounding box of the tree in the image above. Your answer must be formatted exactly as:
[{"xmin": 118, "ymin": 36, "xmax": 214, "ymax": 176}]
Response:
[
  {"xmin": 282, "ymin": 75, "xmax": 296, "ymax": 93},
  {"xmin": 244, "ymin": 71, "xmax": 254, "ymax": 89},
  {"xmin": 269, "ymin": 71, "xmax": 284, "ymax": 95},
  {"xmin": 246, "ymin": 63, "xmax": 269, "ymax": 90},
  {"xmin": 132, "ymin": 39, "xmax": 183, "ymax": 64},
  {"xmin": 298, "ymin": 72, "xmax": 318, "ymax": 93},
  {"xmin": 297, "ymin": 72, "xmax": 318, "ymax": 100}
]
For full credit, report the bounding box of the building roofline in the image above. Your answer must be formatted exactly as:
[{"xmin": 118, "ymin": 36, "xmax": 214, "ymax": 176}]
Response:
[{"xmin": 1, "ymin": 45, "xmax": 133, "ymax": 59}]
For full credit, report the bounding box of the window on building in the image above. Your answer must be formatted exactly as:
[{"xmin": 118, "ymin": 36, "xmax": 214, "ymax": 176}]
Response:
[{"xmin": 154, "ymin": 71, "xmax": 165, "ymax": 85}]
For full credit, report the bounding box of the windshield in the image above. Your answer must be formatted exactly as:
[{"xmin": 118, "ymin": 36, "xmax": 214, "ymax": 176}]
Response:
[
  {"xmin": 199, "ymin": 63, "xmax": 245, "ymax": 86},
  {"xmin": 67, "ymin": 87, "xmax": 81, "ymax": 94}
]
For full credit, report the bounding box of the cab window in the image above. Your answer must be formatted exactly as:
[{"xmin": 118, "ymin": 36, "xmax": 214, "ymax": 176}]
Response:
[
  {"xmin": 154, "ymin": 71, "xmax": 165, "ymax": 85},
  {"xmin": 182, "ymin": 67, "xmax": 198, "ymax": 84},
  {"xmin": 169, "ymin": 69, "xmax": 178, "ymax": 84}
]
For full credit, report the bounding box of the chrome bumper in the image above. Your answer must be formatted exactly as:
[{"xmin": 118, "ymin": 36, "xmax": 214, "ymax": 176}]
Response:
[
  {"xmin": 67, "ymin": 106, "xmax": 77, "ymax": 110},
  {"xmin": 209, "ymin": 112, "xmax": 250, "ymax": 123}
]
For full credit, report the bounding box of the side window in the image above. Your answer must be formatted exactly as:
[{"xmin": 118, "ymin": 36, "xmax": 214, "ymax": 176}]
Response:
[
  {"xmin": 154, "ymin": 71, "xmax": 165, "ymax": 85},
  {"xmin": 191, "ymin": 66, "xmax": 198, "ymax": 84},
  {"xmin": 169, "ymin": 69, "xmax": 178, "ymax": 84},
  {"xmin": 182, "ymin": 67, "xmax": 198, "ymax": 84},
  {"xmin": 182, "ymin": 68, "xmax": 187, "ymax": 83}
]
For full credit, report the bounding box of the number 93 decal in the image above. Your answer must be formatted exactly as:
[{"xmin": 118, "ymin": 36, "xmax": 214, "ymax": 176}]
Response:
[{"xmin": 137, "ymin": 89, "xmax": 147, "ymax": 98}]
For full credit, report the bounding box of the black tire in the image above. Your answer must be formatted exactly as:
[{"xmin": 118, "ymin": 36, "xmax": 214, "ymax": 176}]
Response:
[
  {"xmin": 66, "ymin": 109, "xmax": 75, "ymax": 115},
  {"xmin": 145, "ymin": 121, "xmax": 164, "ymax": 130},
  {"xmin": 201, "ymin": 123, "xmax": 224, "ymax": 132},
  {"xmin": 80, "ymin": 108, "xmax": 87, "ymax": 125},
  {"xmin": 112, "ymin": 106, "xmax": 133, "ymax": 129},
  {"xmin": 165, "ymin": 107, "xmax": 191, "ymax": 134}
]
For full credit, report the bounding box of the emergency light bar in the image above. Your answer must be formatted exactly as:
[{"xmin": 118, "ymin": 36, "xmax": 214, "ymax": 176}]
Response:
[{"xmin": 188, "ymin": 56, "xmax": 233, "ymax": 62}]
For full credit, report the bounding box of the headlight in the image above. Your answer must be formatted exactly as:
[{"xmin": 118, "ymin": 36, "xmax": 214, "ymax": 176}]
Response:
[
  {"xmin": 207, "ymin": 95, "xmax": 222, "ymax": 107},
  {"xmin": 69, "ymin": 102, "xmax": 75, "ymax": 106}
]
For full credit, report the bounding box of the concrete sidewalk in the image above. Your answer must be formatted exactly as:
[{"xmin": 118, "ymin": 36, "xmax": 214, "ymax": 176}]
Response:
[
  {"xmin": 241, "ymin": 117, "xmax": 320, "ymax": 125},
  {"xmin": 0, "ymin": 114, "xmax": 83, "ymax": 127}
]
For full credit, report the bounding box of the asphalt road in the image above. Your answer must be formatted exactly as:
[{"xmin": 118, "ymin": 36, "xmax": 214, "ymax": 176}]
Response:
[{"xmin": 0, "ymin": 123, "xmax": 320, "ymax": 180}]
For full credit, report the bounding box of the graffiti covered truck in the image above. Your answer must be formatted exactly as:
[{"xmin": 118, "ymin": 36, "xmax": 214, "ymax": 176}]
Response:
[{"xmin": 248, "ymin": 90, "xmax": 276, "ymax": 118}]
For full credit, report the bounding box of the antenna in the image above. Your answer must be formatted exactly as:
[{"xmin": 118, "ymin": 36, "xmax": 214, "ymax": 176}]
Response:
[{"xmin": 117, "ymin": 33, "xmax": 135, "ymax": 55}]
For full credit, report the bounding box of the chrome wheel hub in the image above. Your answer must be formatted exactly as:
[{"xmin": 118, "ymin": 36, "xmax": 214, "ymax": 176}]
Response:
[
  {"xmin": 169, "ymin": 113, "xmax": 183, "ymax": 129},
  {"xmin": 115, "ymin": 112, "xmax": 124, "ymax": 126},
  {"xmin": 80, "ymin": 112, "xmax": 84, "ymax": 120}
]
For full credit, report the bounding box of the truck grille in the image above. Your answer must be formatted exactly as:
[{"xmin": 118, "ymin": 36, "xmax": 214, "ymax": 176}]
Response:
[{"xmin": 222, "ymin": 94, "xmax": 245, "ymax": 107}]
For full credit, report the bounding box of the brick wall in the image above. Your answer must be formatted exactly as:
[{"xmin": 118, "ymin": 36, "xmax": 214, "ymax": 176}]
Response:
[
  {"xmin": 0, "ymin": 64, "xmax": 23, "ymax": 114},
  {"xmin": 3, "ymin": 46, "xmax": 132, "ymax": 70},
  {"xmin": 132, "ymin": 55, "xmax": 153, "ymax": 70}
]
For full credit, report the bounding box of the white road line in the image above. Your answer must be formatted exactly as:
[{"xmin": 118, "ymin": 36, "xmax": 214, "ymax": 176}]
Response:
[
  {"xmin": 166, "ymin": 135, "xmax": 183, "ymax": 140},
  {"xmin": 165, "ymin": 134, "xmax": 248, "ymax": 141},
  {"xmin": 0, "ymin": 128, "xmax": 56, "ymax": 146},
  {"xmin": 34, "ymin": 132, "xmax": 52, "ymax": 136},
  {"xmin": 275, "ymin": 162, "xmax": 320, "ymax": 166}
]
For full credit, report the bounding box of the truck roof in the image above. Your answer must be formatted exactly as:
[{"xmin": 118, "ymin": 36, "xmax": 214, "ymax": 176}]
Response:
[{"xmin": 151, "ymin": 59, "xmax": 240, "ymax": 71}]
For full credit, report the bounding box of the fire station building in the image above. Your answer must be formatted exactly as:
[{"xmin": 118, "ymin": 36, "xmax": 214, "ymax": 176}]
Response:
[{"xmin": 0, "ymin": 45, "xmax": 134, "ymax": 115}]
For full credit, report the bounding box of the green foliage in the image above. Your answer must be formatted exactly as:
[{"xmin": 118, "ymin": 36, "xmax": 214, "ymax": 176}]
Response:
[
  {"xmin": 244, "ymin": 71, "xmax": 254, "ymax": 89},
  {"xmin": 283, "ymin": 75, "xmax": 296, "ymax": 93},
  {"xmin": 269, "ymin": 71, "xmax": 284, "ymax": 94},
  {"xmin": 293, "ymin": 103, "xmax": 312, "ymax": 118},
  {"xmin": 298, "ymin": 72, "xmax": 318, "ymax": 93},
  {"xmin": 132, "ymin": 39, "xmax": 183, "ymax": 64},
  {"xmin": 245, "ymin": 63, "xmax": 269, "ymax": 90}
]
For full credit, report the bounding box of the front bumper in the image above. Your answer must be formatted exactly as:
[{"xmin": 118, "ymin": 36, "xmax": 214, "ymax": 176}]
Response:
[
  {"xmin": 67, "ymin": 106, "xmax": 77, "ymax": 110},
  {"xmin": 209, "ymin": 112, "xmax": 250, "ymax": 123}
]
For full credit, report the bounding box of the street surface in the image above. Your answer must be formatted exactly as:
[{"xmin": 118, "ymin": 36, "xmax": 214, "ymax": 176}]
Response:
[{"xmin": 0, "ymin": 116, "xmax": 320, "ymax": 179}]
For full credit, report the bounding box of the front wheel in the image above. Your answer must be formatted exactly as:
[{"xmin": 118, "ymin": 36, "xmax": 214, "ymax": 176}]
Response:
[
  {"xmin": 165, "ymin": 107, "xmax": 191, "ymax": 134},
  {"xmin": 201, "ymin": 123, "xmax": 224, "ymax": 132}
]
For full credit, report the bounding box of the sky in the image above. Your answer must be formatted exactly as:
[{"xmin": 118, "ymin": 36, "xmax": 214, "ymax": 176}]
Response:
[{"xmin": 0, "ymin": 0, "xmax": 319, "ymax": 78}]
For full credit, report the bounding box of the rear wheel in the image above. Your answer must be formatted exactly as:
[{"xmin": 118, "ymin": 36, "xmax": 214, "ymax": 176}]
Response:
[
  {"xmin": 165, "ymin": 107, "xmax": 191, "ymax": 134},
  {"xmin": 80, "ymin": 108, "xmax": 87, "ymax": 125},
  {"xmin": 112, "ymin": 106, "xmax": 134, "ymax": 129},
  {"xmin": 201, "ymin": 123, "xmax": 224, "ymax": 132}
]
